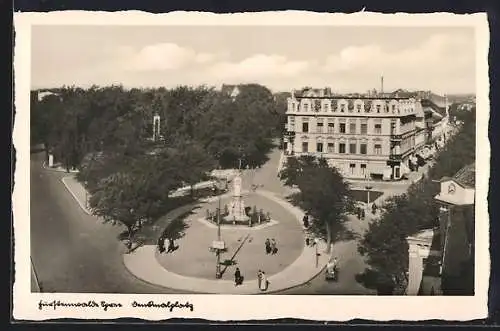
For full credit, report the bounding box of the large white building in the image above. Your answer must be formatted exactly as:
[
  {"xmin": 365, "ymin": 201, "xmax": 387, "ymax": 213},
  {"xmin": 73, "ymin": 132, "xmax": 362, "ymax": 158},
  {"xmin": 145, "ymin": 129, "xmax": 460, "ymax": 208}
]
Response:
[{"xmin": 283, "ymin": 88, "xmax": 426, "ymax": 180}]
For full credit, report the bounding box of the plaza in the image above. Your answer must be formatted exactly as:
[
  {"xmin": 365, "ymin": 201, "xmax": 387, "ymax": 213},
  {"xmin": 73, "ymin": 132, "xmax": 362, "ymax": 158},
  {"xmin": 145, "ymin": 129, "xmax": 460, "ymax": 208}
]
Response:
[{"xmin": 154, "ymin": 193, "xmax": 304, "ymax": 282}]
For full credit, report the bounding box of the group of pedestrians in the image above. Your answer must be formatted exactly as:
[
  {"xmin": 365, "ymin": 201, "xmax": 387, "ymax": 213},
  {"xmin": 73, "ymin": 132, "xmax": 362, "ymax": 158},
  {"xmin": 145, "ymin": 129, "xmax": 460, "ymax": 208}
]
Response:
[
  {"xmin": 233, "ymin": 268, "xmax": 269, "ymax": 292},
  {"xmin": 157, "ymin": 235, "xmax": 177, "ymax": 254},
  {"xmin": 265, "ymin": 238, "xmax": 278, "ymax": 255}
]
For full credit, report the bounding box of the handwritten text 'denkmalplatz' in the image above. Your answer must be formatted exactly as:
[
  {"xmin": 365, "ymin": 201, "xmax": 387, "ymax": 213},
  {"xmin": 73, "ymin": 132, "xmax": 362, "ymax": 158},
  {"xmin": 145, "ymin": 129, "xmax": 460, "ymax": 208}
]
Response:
[{"xmin": 131, "ymin": 300, "xmax": 194, "ymax": 312}]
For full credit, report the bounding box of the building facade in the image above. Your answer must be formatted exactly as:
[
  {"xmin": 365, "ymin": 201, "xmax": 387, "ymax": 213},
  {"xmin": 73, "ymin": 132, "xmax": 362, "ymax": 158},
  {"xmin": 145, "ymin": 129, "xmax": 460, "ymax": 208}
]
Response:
[{"xmin": 283, "ymin": 88, "xmax": 420, "ymax": 180}]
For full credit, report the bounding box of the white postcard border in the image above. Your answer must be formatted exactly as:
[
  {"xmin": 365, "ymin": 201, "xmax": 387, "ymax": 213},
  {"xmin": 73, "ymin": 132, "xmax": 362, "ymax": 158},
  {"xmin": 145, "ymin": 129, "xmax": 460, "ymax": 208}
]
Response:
[{"xmin": 13, "ymin": 11, "xmax": 490, "ymax": 321}]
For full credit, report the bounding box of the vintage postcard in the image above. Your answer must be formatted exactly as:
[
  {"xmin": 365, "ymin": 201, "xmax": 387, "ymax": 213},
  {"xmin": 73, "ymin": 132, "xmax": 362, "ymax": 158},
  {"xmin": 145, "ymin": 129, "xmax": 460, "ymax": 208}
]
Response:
[{"xmin": 13, "ymin": 11, "xmax": 490, "ymax": 321}]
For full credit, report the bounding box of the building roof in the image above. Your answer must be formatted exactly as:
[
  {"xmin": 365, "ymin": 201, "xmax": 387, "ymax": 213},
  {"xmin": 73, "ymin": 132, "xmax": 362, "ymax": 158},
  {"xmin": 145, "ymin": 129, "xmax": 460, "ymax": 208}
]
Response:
[
  {"xmin": 453, "ymin": 163, "xmax": 476, "ymax": 188},
  {"xmin": 421, "ymin": 99, "xmax": 447, "ymax": 118},
  {"xmin": 439, "ymin": 163, "xmax": 475, "ymax": 189},
  {"xmin": 390, "ymin": 89, "xmax": 417, "ymax": 98}
]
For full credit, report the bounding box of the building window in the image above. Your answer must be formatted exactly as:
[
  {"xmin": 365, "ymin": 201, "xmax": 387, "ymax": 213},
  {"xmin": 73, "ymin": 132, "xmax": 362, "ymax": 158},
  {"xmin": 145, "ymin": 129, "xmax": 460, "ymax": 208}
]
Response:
[
  {"xmin": 390, "ymin": 121, "xmax": 396, "ymax": 135},
  {"xmin": 349, "ymin": 163, "xmax": 356, "ymax": 175},
  {"xmin": 356, "ymin": 104, "xmax": 362, "ymax": 112},
  {"xmin": 314, "ymin": 100, "xmax": 321, "ymax": 112},
  {"xmin": 340, "ymin": 104, "xmax": 345, "ymax": 112},
  {"xmin": 303, "ymin": 103, "xmax": 309, "ymax": 112},
  {"xmin": 302, "ymin": 142, "xmax": 308, "ymax": 152},
  {"xmin": 374, "ymin": 124, "xmax": 382, "ymax": 134},
  {"xmin": 349, "ymin": 123, "xmax": 356, "ymax": 134},
  {"xmin": 361, "ymin": 123, "xmax": 367, "ymax": 134},
  {"xmin": 324, "ymin": 103, "xmax": 329, "ymax": 112},
  {"xmin": 361, "ymin": 164, "xmax": 367, "ymax": 176},
  {"xmin": 339, "ymin": 143, "xmax": 346, "ymax": 154},
  {"xmin": 327, "ymin": 142, "xmax": 334, "ymax": 153},
  {"xmin": 302, "ymin": 122, "xmax": 309, "ymax": 133},
  {"xmin": 360, "ymin": 143, "xmax": 367, "ymax": 154},
  {"xmin": 327, "ymin": 121, "xmax": 335, "ymax": 133},
  {"xmin": 340, "ymin": 123, "xmax": 346, "ymax": 133},
  {"xmin": 376, "ymin": 105, "xmax": 381, "ymax": 113},
  {"xmin": 392, "ymin": 104, "xmax": 396, "ymax": 112},
  {"xmin": 316, "ymin": 142, "xmax": 323, "ymax": 152},
  {"xmin": 374, "ymin": 144, "xmax": 382, "ymax": 155},
  {"xmin": 349, "ymin": 143, "xmax": 357, "ymax": 154},
  {"xmin": 317, "ymin": 120, "xmax": 324, "ymax": 133}
]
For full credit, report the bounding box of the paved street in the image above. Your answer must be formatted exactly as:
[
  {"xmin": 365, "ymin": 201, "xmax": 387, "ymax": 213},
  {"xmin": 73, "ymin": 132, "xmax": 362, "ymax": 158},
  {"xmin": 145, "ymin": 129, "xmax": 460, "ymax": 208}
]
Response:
[{"xmin": 30, "ymin": 151, "xmax": 187, "ymax": 293}]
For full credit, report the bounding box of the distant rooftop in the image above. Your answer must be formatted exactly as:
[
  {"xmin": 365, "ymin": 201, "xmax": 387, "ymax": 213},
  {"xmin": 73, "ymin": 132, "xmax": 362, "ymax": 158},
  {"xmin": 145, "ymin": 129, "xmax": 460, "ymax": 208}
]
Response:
[
  {"xmin": 292, "ymin": 87, "xmax": 415, "ymax": 100},
  {"xmin": 453, "ymin": 163, "xmax": 476, "ymax": 189}
]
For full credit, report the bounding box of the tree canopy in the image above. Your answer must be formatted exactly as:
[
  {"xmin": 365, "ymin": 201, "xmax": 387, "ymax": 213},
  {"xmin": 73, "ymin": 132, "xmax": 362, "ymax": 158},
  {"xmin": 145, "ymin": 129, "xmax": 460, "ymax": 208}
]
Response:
[{"xmin": 32, "ymin": 84, "xmax": 285, "ymax": 241}]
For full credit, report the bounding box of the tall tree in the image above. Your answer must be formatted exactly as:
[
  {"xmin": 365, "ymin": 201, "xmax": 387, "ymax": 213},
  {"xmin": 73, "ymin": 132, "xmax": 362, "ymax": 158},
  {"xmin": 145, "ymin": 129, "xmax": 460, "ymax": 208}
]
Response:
[
  {"xmin": 89, "ymin": 172, "xmax": 149, "ymax": 241},
  {"xmin": 297, "ymin": 162, "xmax": 355, "ymax": 253},
  {"xmin": 281, "ymin": 156, "xmax": 354, "ymax": 252}
]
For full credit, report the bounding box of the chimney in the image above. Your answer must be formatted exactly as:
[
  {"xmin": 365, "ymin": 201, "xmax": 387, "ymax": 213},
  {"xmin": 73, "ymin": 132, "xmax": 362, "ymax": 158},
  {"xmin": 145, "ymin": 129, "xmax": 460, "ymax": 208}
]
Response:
[{"xmin": 381, "ymin": 75, "xmax": 384, "ymax": 94}]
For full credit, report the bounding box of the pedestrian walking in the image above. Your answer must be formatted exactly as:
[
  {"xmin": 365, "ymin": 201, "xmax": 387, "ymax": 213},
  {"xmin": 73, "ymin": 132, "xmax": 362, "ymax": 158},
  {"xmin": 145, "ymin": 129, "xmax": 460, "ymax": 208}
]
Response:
[
  {"xmin": 271, "ymin": 238, "xmax": 277, "ymax": 255},
  {"xmin": 158, "ymin": 236, "xmax": 166, "ymax": 253},
  {"xmin": 259, "ymin": 271, "xmax": 268, "ymax": 291},
  {"xmin": 302, "ymin": 214, "xmax": 309, "ymax": 228},
  {"xmin": 234, "ymin": 268, "xmax": 242, "ymax": 286},
  {"xmin": 257, "ymin": 270, "xmax": 263, "ymax": 289},
  {"xmin": 361, "ymin": 209, "xmax": 366, "ymax": 220},
  {"xmin": 372, "ymin": 203, "xmax": 378, "ymax": 215},
  {"xmin": 265, "ymin": 238, "xmax": 271, "ymax": 254},
  {"xmin": 167, "ymin": 238, "xmax": 175, "ymax": 253}
]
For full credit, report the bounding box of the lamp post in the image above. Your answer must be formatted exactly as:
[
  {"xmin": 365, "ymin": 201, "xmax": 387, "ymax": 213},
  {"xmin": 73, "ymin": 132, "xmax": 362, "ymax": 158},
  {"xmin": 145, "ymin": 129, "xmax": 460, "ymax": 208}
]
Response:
[
  {"xmin": 314, "ymin": 237, "xmax": 319, "ymax": 268},
  {"xmin": 213, "ymin": 186, "xmax": 222, "ymax": 279}
]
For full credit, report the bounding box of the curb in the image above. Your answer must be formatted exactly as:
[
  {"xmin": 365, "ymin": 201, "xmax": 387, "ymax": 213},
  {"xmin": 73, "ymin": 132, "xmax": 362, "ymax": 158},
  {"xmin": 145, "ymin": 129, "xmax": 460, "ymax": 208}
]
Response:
[{"xmin": 61, "ymin": 176, "xmax": 91, "ymax": 215}]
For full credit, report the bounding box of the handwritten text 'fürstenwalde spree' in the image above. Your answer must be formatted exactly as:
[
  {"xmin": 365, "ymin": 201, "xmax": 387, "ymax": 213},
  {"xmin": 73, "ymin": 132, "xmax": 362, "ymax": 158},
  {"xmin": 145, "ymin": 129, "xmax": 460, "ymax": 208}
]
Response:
[{"xmin": 38, "ymin": 300, "xmax": 194, "ymax": 312}]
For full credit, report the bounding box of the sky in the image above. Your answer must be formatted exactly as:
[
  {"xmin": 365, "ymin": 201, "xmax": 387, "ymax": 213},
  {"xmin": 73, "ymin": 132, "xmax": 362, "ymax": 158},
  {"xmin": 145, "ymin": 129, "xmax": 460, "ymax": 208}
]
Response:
[{"xmin": 31, "ymin": 25, "xmax": 476, "ymax": 94}]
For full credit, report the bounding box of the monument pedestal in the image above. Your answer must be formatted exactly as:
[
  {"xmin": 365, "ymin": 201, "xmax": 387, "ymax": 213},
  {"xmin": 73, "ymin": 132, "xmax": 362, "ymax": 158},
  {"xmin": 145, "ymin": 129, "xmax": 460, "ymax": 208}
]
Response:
[{"xmin": 222, "ymin": 195, "xmax": 250, "ymax": 224}]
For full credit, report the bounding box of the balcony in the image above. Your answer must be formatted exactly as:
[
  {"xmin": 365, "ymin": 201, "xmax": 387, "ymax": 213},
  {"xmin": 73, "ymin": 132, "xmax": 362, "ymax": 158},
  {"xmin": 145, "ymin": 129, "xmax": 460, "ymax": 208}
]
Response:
[{"xmin": 390, "ymin": 133, "xmax": 403, "ymax": 141}]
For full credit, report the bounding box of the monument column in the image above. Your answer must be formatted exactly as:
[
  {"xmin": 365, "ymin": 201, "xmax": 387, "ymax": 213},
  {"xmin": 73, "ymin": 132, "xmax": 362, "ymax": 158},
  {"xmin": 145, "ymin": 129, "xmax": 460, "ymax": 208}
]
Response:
[
  {"xmin": 223, "ymin": 171, "xmax": 250, "ymax": 224},
  {"xmin": 153, "ymin": 113, "xmax": 161, "ymax": 141}
]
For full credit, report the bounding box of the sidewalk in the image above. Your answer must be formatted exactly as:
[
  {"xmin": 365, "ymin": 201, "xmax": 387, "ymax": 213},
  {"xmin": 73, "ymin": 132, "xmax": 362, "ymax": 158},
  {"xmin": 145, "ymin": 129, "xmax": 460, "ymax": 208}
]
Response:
[
  {"xmin": 123, "ymin": 189, "xmax": 331, "ymax": 294},
  {"xmin": 61, "ymin": 176, "xmax": 91, "ymax": 215}
]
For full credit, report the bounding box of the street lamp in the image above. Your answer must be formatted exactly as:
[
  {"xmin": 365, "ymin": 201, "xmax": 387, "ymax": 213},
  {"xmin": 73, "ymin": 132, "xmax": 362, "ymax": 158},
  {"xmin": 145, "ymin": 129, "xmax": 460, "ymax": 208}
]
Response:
[
  {"xmin": 212, "ymin": 186, "xmax": 223, "ymax": 279},
  {"xmin": 313, "ymin": 237, "xmax": 319, "ymax": 268}
]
